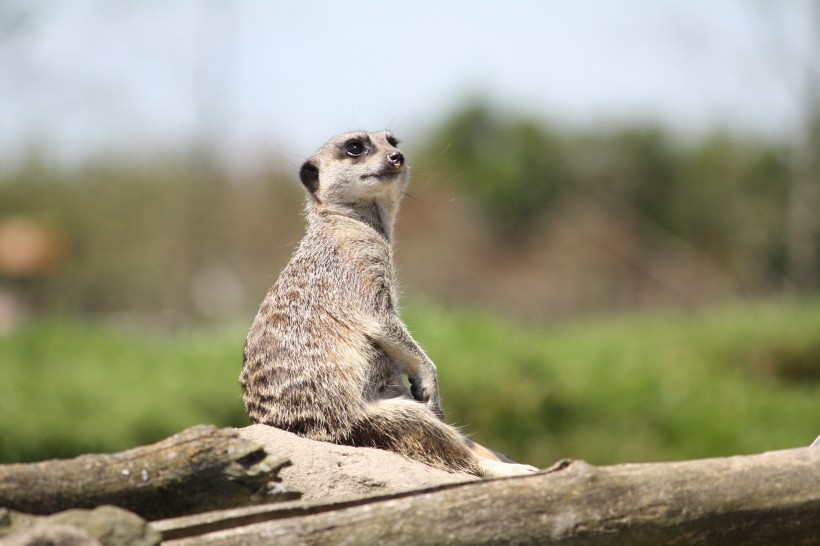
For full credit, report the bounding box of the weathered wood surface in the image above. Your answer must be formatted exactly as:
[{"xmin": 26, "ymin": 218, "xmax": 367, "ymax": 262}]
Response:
[
  {"xmin": 0, "ymin": 425, "xmax": 298, "ymax": 521},
  {"xmin": 156, "ymin": 445, "xmax": 820, "ymax": 546},
  {"xmin": 237, "ymin": 424, "xmax": 477, "ymax": 499}
]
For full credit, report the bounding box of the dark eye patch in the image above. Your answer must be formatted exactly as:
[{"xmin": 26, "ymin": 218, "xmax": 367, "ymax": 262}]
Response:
[{"xmin": 386, "ymin": 134, "xmax": 400, "ymax": 147}]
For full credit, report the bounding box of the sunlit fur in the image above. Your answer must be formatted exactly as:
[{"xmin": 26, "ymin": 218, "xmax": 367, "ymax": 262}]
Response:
[{"xmin": 241, "ymin": 131, "xmax": 537, "ymax": 478}]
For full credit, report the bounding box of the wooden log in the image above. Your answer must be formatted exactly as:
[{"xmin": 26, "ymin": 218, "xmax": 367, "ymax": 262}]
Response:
[
  {"xmin": 0, "ymin": 425, "xmax": 298, "ymax": 520},
  {"xmin": 0, "ymin": 505, "xmax": 160, "ymax": 546},
  {"xmin": 155, "ymin": 445, "xmax": 820, "ymax": 545}
]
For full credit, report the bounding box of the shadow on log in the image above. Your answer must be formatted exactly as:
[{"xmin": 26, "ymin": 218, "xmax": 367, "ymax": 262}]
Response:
[
  {"xmin": 0, "ymin": 425, "xmax": 298, "ymax": 521},
  {"xmin": 155, "ymin": 445, "xmax": 820, "ymax": 546}
]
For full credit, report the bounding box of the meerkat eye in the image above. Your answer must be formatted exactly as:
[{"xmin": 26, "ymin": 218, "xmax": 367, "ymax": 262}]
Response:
[
  {"xmin": 386, "ymin": 135, "xmax": 400, "ymax": 147},
  {"xmin": 345, "ymin": 140, "xmax": 365, "ymax": 157}
]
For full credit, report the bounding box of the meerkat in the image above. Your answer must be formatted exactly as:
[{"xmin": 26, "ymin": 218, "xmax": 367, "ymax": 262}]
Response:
[{"xmin": 240, "ymin": 131, "xmax": 538, "ymax": 478}]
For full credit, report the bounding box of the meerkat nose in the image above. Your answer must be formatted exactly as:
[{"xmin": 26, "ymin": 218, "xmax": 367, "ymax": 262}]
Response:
[{"xmin": 388, "ymin": 151, "xmax": 404, "ymax": 168}]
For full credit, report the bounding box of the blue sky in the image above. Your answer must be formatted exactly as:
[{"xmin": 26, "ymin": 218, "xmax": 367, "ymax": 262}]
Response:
[{"xmin": 0, "ymin": 1, "xmax": 814, "ymax": 165}]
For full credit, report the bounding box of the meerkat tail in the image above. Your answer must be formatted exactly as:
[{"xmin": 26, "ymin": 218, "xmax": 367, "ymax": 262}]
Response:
[
  {"xmin": 463, "ymin": 440, "xmax": 542, "ymax": 477},
  {"xmin": 465, "ymin": 438, "xmax": 516, "ymax": 463},
  {"xmin": 349, "ymin": 398, "xmax": 539, "ymax": 478},
  {"xmin": 349, "ymin": 398, "xmax": 483, "ymax": 476}
]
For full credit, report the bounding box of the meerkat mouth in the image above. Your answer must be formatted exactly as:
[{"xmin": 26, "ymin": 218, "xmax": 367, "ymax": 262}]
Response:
[{"xmin": 361, "ymin": 170, "xmax": 401, "ymax": 182}]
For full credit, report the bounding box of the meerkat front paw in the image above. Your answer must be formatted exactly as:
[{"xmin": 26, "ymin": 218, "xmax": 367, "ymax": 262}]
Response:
[
  {"xmin": 409, "ymin": 376, "xmax": 444, "ymax": 419},
  {"xmin": 408, "ymin": 375, "xmax": 424, "ymax": 401}
]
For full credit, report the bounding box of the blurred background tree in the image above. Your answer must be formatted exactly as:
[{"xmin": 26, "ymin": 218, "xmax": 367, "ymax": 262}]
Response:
[
  {"xmin": 785, "ymin": 1, "xmax": 820, "ymax": 293},
  {"xmin": 421, "ymin": 103, "xmax": 573, "ymax": 240},
  {"xmin": 0, "ymin": 110, "xmax": 799, "ymax": 321}
]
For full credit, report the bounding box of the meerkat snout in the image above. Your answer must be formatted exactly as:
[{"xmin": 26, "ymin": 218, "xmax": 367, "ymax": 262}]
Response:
[{"xmin": 388, "ymin": 151, "xmax": 404, "ymax": 168}]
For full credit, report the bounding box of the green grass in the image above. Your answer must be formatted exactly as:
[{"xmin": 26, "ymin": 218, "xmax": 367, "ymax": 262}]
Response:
[
  {"xmin": 1, "ymin": 299, "xmax": 818, "ymax": 467},
  {"xmin": 0, "ymin": 320, "xmax": 250, "ymax": 463},
  {"xmin": 403, "ymin": 298, "xmax": 820, "ymax": 467}
]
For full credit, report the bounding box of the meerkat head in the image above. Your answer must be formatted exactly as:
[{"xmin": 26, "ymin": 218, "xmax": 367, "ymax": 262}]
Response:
[{"xmin": 299, "ymin": 131, "xmax": 409, "ymax": 213}]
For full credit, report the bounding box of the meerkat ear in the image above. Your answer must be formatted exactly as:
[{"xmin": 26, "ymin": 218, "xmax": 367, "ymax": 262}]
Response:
[{"xmin": 299, "ymin": 160, "xmax": 320, "ymax": 195}]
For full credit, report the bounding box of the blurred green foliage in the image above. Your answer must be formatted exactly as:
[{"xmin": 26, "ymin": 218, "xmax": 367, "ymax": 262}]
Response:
[
  {"xmin": 0, "ymin": 101, "xmax": 807, "ymax": 319},
  {"xmin": 1, "ymin": 299, "xmax": 817, "ymax": 466},
  {"xmin": 0, "ymin": 319, "xmax": 250, "ymax": 463},
  {"xmin": 407, "ymin": 298, "xmax": 820, "ymax": 466},
  {"xmin": 0, "ymin": 154, "xmax": 303, "ymax": 318},
  {"xmin": 422, "ymin": 103, "xmax": 573, "ymax": 238},
  {"xmin": 420, "ymin": 102, "xmax": 792, "ymax": 269}
]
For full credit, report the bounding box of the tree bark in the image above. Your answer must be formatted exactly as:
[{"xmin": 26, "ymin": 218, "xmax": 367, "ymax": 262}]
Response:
[
  {"xmin": 155, "ymin": 445, "xmax": 820, "ymax": 546},
  {"xmin": 0, "ymin": 425, "xmax": 298, "ymax": 520}
]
